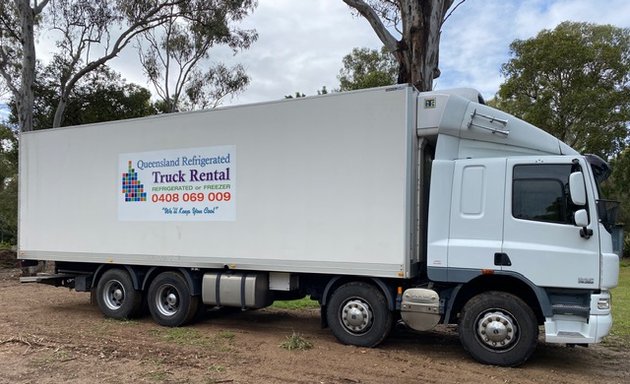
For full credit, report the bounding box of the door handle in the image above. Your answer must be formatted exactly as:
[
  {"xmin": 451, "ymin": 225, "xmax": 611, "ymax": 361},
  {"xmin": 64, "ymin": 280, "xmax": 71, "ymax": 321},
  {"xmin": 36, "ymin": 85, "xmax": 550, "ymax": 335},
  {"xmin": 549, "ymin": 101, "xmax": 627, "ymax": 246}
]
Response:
[{"xmin": 494, "ymin": 252, "xmax": 512, "ymax": 266}]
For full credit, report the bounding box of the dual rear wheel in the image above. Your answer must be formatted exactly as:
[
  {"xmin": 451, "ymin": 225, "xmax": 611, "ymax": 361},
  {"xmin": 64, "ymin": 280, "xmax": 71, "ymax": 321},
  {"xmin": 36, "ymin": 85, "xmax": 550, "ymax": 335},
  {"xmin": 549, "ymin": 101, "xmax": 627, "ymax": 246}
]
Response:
[{"xmin": 95, "ymin": 269, "xmax": 200, "ymax": 326}]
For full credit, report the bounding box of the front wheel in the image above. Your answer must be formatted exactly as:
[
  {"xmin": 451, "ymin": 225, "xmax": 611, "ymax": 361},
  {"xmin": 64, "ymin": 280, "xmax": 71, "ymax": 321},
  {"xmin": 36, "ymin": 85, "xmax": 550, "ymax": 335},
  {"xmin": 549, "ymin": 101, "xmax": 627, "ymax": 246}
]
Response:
[
  {"xmin": 326, "ymin": 282, "xmax": 393, "ymax": 347},
  {"xmin": 459, "ymin": 291, "xmax": 538, "ymax": 367},
  {"xmin": 147, "ymin": 271, "xmax": 200, "ymax": 327}
]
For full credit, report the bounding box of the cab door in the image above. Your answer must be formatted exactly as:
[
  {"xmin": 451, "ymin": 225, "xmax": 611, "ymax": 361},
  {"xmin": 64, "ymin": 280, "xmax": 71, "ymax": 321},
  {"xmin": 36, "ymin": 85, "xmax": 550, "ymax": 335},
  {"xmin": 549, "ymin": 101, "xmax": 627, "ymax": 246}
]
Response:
[
  {"xmin": 502, "ymin": 157, "xmax": 600, "ymax": 289},
  {"xmin": 447, "ymin": 158, "xmax": 506, "ymax": 276}
]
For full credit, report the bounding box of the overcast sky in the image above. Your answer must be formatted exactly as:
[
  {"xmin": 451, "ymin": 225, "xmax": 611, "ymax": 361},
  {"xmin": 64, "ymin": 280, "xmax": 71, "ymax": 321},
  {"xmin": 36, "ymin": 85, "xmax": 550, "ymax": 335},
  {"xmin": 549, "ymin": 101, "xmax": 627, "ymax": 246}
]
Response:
[{"xmin": 3, "ymin": 0, "xmax": 630, "ymax": 121}]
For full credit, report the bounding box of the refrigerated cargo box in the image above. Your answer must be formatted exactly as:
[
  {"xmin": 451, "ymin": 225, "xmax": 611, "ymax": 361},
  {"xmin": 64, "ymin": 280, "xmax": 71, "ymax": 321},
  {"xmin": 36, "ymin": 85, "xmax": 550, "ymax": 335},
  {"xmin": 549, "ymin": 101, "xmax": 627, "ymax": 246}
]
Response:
[{"xmin": 19, "ymin": 86, "xmax": 419, "ymax": 278}]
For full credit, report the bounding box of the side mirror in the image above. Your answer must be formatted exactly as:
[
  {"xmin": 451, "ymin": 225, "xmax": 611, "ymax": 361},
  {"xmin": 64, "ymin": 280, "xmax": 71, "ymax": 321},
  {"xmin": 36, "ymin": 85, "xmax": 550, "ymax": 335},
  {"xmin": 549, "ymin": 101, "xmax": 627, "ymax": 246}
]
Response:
[
  {"xmin": 574, "ymin": 209, "xmax": 593, "ymax": 239},
  {"xmin": 574, "ymin": 209, "xmax": 589, "ymax": 227},
  {"xmin": 569, "ymin": 172, "xmax": 586, "ymax": 206}
]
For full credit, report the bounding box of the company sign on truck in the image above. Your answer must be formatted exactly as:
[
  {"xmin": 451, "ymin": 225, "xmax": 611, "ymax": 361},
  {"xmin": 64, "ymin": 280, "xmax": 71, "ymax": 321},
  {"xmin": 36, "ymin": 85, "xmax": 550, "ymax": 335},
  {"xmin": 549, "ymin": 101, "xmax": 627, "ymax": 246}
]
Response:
[{"xmin": 118, "ymin": 145, "xmax": 236, "ymax": 221}]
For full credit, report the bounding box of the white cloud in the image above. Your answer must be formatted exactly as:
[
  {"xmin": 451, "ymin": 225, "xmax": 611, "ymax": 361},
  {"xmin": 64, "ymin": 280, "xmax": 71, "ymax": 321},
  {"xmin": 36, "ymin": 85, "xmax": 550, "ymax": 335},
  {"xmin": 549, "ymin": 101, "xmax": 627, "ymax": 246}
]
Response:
[
  {"xmin": 11, "ymin": 0, "xmax": 630, "ymax": 110},
  {"xmin": 213, "ymin": 0, "xmax": 381, "ymax": 104},
  {"xmin": 92, "ymin": 1, "xmax": 382, "ymax": 105},
  {"xmin": 437, "ymin": 0, "xmax": 630, "ymax": 101}
]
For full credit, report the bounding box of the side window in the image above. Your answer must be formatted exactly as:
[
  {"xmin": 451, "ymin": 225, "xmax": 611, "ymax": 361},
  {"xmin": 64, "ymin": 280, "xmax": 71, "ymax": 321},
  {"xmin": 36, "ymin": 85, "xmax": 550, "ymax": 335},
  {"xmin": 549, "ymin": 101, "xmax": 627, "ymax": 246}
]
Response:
[{"xmin": 512, "ymin": 164, "xmax": 573, "ymax": 224}]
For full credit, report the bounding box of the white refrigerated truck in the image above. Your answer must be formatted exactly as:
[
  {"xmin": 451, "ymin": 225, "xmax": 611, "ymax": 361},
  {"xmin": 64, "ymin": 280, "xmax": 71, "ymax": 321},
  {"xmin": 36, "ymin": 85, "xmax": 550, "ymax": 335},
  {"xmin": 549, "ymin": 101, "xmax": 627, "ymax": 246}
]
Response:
[{"xmin": 19, "ymin": 85, "xmax": 619, "ymax": 366}]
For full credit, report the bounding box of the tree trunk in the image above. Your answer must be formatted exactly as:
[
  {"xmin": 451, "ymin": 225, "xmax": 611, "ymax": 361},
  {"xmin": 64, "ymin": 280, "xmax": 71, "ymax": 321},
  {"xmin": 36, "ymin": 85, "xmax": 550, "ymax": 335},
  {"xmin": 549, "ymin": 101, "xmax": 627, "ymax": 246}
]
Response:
[
  {"xmin": 52, "ymin": 96, "xmax": 67, "ymax": 128},
  {"xmin": 344, "ymin": 0, "xmax": 455, "ymax": 92},
  {"xmin": 16, "ymin": 0, "xmax": 36, "ymax": 132},
  {"xmin": 400, "ymin": 0, "xmax": 452, "ymax": 91}
]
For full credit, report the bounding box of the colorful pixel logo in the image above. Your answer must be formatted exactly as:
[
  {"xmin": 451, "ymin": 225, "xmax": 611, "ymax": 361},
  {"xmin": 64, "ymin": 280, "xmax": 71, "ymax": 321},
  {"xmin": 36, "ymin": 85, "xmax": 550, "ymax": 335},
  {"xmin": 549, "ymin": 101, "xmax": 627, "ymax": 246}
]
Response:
[{"xmin": 122, "ymin": 161, "xmax": 147, "ymax": 202}]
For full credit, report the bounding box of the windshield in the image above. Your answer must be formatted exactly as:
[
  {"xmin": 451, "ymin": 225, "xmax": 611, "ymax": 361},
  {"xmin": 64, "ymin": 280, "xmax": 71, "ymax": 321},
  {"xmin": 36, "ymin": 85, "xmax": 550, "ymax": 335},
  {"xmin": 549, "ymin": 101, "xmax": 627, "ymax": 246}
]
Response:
[{"xmin": 585, "ymin": 154, "xmax": 619, "ymax": 232}]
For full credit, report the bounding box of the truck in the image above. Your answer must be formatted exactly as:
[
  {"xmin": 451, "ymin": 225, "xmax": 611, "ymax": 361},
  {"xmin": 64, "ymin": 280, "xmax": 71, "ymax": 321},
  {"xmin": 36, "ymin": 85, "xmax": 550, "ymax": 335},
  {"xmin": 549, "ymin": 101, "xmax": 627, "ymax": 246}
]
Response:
[{"xmin": 19, "ymin": 85, "xmax": 620, "ymax": 367}]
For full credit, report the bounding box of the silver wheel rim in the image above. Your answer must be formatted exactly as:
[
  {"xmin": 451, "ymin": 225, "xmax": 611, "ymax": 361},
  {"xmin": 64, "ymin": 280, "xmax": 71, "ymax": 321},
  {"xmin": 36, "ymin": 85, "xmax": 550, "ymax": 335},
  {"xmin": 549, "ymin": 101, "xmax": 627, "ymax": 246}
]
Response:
[
  {"xmin": 155, "ymin": 284, "xmax": 180, "ymax": 317},
  {"xmin": 475, "ymin": 310, "xmax": 518, "ymax": 351},
  {"xmin": 103, "ymin": 279, "xmax": 125, "ymax": 311},
  {"xmin": 340, "ymin": 298, "xmax": 373, "ymax": 335}
]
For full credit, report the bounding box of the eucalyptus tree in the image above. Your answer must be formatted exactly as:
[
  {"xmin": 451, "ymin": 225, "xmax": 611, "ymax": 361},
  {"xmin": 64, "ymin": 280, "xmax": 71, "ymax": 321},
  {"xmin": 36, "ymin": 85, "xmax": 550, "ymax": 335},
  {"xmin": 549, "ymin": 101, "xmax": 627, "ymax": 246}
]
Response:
[
  {"xmin": 0, "ymin": 0, "xmax": 257, "ymax": 131},
  {"xmin": 495, "ymin": 22, "xmax": 630, "ymax": 158},
  {"xmin": 137, "ymin": 0, "xmax": 257, "ymax": 112},
  {"xmin": 342, "ymin": 0, "xmax": 465, "ymax": 91}
]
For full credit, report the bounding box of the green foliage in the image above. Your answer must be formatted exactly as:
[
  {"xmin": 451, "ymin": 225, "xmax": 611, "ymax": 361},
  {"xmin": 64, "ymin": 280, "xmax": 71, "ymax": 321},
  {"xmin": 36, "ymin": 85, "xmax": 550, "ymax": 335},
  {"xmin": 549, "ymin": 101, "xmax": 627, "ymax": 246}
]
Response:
[
  {"xmin": 609, "ymin": 260, "xmax": 630, "ymax": 344},
  {"xmin": 280, "ymin": 332, "xmax": 313, "ymax": 351},
  {"xmin": 284, "ymin": 87, "xmax": 329, "ymax": 99},
  {"xmin": 338, "ymin": 47, "xmax": 397, "ymax": 91},
  {"xmin": 495, "ymin": 21, "xmax": 630, "ymax": 158},
  {"xmin": 603, "ymin": 149, "xmax": 630, "ymax": 256},
  {"xmin": 284, "ymin": 92, "xmax": 306, "ymax": 99},
  {"xmin": 138, "ymin": 1, "xmax": 257, "ymax": 112},
  {"xmin": 0, "ymin": 124, "xmax": 17, "ymax": 244},
  {"xmin": 10, "ymin": 65, "xmax": 156, "ymax": 129}
]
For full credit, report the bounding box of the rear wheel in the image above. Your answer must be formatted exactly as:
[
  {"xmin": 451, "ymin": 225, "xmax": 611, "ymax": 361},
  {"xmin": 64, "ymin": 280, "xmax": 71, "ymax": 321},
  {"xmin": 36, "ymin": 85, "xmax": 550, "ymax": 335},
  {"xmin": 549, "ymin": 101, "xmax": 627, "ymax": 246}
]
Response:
[
  {"xmin": 147, "ymin": 271, "xmax": 200, "ymax": 327},
  {"xmin": 95, "ymin": 269, "xmax": 142, "ymax": 319},
  {"xmin": 459, "ymin": 291, "xmax": 538, "ymax": 366},
  {"xmin": 326, "ymin": 282, "xmax": 392, "ymax": 347}
]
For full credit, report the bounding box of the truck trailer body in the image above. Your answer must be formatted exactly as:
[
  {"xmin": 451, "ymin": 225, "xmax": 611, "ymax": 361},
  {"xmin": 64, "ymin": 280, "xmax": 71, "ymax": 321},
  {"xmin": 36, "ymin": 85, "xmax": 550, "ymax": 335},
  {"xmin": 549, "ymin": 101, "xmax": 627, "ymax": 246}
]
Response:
[{"xmin": 19, "ymin": 85, "xmax": 619, "ymax": 366}]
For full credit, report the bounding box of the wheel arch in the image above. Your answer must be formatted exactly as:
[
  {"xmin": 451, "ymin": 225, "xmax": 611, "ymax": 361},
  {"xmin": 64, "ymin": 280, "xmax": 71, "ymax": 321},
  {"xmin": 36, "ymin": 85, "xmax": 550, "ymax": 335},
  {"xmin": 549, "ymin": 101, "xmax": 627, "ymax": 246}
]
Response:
[
  {"xmin": 93, "ymin": 264, "xmax": 144, "ymax": 291},
  {"xmin": 321, "ymin": 276, "xmax": 396, "ymax": 311},
  {"xmin": 444, "ymin": 273, "xmax": 551, "ymax": 325},
  {"xmin": 141, "ymin": 267, "xmax": 202, "ymax": 296}
]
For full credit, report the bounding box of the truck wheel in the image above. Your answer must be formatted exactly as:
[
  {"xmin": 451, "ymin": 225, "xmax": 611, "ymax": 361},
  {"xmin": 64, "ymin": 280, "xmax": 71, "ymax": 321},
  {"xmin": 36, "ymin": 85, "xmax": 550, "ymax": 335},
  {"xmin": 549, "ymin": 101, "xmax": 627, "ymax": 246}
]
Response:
[
  {"xmin": 147, "ymin": 271, "xmax": 199, "ymax": 327},
  {"xmin": 95, "ymin": 269, "xmax": 142, "ymax": 319},
  {"xmin": 326, "ymin": 282, "xmax": 392, "ymax": 347},
  {"xmin": 459, "ymin": 291, "xmax": 538, "ymax": 367}
]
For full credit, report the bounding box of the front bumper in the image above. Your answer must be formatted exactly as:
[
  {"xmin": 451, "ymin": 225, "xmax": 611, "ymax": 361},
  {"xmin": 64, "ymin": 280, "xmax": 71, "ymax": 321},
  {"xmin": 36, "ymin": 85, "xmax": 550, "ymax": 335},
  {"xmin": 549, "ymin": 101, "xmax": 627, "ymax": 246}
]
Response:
[{"xmin": 544, "ymin": 291, "xmax": 612, "ymax": 344}]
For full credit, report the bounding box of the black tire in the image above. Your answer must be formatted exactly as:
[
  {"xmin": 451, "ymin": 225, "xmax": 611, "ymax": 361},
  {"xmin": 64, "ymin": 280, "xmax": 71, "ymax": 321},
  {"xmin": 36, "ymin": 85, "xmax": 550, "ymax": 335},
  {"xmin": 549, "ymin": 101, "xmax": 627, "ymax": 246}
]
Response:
[
  {"xmin": 326, "ymin": 282, "xmax": 393, "ymax": 347},
  {"xmin": 147, "ymin": 271, "xmax": 199, "ymax": 327},
  {"xmin": 459, "ymin": 291, "xmax": 538, "ymax": 367},
  {"xmin": 95, "ymin": 268, "xmax": 142, "ymax": 319}
]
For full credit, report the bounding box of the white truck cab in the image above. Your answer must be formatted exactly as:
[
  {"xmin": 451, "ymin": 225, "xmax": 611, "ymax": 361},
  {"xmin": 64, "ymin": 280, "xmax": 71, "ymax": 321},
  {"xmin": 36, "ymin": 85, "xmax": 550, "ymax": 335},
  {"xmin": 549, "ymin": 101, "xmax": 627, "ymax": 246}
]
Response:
[{"xmin": 415, "ymin": 89, "xmax": 618, "ymax": 364}]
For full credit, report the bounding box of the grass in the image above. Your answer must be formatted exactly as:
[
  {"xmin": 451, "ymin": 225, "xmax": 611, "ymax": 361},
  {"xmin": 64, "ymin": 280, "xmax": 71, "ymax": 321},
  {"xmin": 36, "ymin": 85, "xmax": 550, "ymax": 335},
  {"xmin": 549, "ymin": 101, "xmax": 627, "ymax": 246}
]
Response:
[
  {"xmin": 28, "ymin": 349, "xmax": 75, "ymax": 368},
  {"xmin": 207, "ymin": 365, "xmax": 226, "ymax": 373},
  {"xmin": 154, "ymin": 328, "xmax": 210, "ymax": 347},
  {"xmin": 145, "ymin": 370, "xmax": 169, "ymax": 382},
  {"xmin": 271, "ymin": 296, "xmax": 320, "ymax": 310},
  {"xmin": 149, "ymin": 328, "xmax": 236, "ymax": 351},
  {"xmin": 610, "ymin": 258, "xmax": 630, "ymax": 343},
  {"xmin": 280, "ymin": 331, "xmax": 313, "ymax": 351},
  {"xmin": 216, "ymin": 330, "xmax": 235, "ymax": 340},
  {"xmin": 104, "ymin": 317, "xmax": 139, "ymax": 326}
]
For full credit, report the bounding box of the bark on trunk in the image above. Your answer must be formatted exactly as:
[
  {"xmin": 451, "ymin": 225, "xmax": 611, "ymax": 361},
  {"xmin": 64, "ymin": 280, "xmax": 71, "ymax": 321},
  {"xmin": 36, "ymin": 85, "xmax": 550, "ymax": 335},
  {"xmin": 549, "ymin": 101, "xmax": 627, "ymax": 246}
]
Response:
[
  {"xmin": 400, "ymin": 0, "xmax": 453, "ymax": 91},
  {"xmin": 344, "ymin": 0, "xmax": 455, "ymax": 92},
  {"xmin": 16, "ymin": 0, "xmax": 36, "ymax": 132},
  {"xmin": 52, "ymin": 96, "xmax": 67, "ymax": 128}
]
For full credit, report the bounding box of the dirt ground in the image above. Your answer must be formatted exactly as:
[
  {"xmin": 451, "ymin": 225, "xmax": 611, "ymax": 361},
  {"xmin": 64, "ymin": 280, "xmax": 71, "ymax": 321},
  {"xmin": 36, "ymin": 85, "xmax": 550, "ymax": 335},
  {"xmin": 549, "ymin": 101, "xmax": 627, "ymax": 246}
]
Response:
[{"xmin": 0, "ymin": 267, "xmax": 628, "ymax": 384}]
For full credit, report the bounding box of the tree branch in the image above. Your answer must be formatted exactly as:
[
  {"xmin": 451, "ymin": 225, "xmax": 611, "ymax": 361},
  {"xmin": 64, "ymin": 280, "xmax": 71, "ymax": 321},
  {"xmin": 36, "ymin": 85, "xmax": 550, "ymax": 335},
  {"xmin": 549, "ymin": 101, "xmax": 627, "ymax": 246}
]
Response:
[
  {"xmin": 0, "ymin": 53, "xmax": 19, "ymax": 96},
  {"xmin": 443, "ymin": 0, "xmax": 466, "ymax": 24},
  {"xmin": 343, "ymin": 0, "xmax": 398, "ymax": 52},
  {"xmin": 58, "ymin": 0, "xmax": 187, "ymax": 101},
  {"xmin": 34, "ymin": 0, "xmax": 50, "ymax": 15}
]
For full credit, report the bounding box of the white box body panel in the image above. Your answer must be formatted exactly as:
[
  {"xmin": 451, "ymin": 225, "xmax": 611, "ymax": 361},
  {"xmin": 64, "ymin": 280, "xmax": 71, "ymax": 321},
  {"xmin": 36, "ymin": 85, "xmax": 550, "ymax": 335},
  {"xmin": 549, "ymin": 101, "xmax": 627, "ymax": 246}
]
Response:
[{"xmin": 19, "ymin": 86, "xmax": 417, "ymax": 278}]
